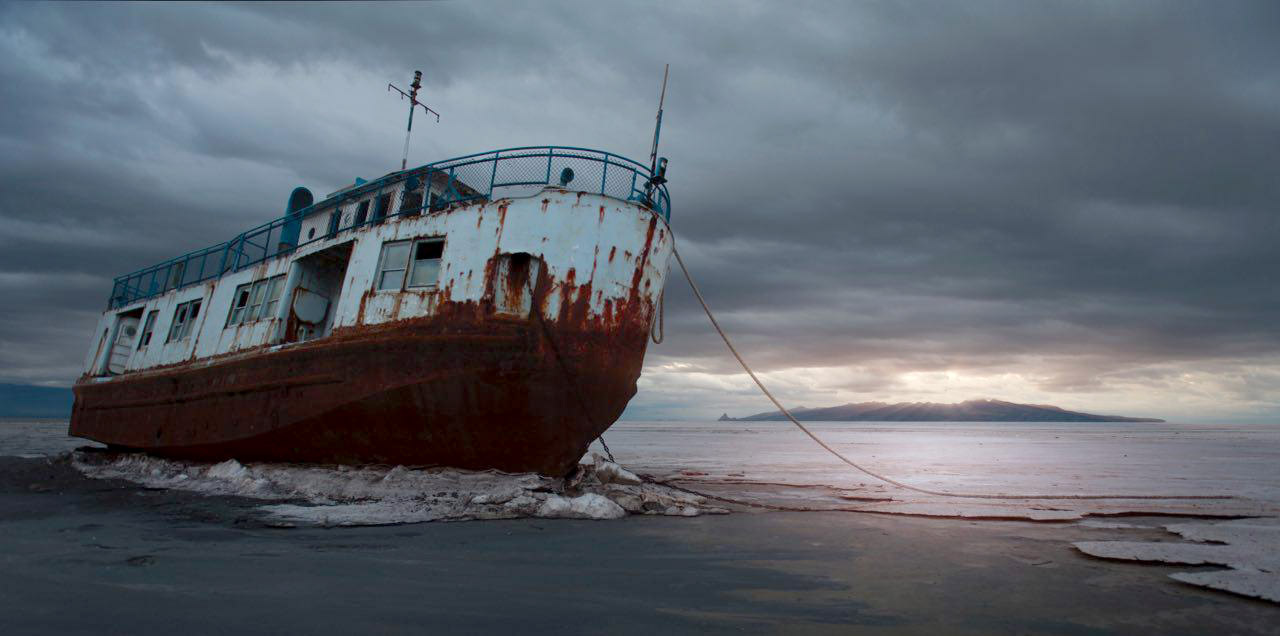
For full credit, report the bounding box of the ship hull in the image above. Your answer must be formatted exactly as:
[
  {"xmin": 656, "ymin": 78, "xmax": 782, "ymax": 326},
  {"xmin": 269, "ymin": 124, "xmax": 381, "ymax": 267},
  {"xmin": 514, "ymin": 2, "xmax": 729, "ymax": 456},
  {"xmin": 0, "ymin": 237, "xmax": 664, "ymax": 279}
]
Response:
[
  {"xmin": 71, "ymin": 185, "xmax": 672, "ymax": 476},
  {"xmin": 71, "ymin": 300, "xmax": 650, "ymax": 476}
]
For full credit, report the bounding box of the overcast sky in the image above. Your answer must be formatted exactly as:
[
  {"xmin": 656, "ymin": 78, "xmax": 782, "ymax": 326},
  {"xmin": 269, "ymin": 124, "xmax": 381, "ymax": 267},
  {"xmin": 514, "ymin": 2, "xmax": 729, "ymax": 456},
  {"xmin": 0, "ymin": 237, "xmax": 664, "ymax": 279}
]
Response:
[{"xmin": 1, "ymin": 1, "xmax": 1277, "ymax": 421}]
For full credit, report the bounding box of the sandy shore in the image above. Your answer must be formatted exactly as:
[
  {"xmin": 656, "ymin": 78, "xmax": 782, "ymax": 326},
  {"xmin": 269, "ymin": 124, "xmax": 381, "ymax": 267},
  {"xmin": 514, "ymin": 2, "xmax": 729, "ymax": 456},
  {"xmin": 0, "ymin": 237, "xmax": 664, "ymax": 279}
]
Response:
[{"xmin": 1, "ymin": 456, "xmax": 1275, "ymax": 635}]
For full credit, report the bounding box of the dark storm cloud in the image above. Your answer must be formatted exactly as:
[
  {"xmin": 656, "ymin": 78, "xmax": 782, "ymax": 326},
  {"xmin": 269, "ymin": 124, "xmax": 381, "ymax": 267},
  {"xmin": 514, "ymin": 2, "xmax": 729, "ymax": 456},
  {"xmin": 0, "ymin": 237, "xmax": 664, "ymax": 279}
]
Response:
[{"xmin": 1, "ymin": 2, "xmax": 1277, "ymax": 419}]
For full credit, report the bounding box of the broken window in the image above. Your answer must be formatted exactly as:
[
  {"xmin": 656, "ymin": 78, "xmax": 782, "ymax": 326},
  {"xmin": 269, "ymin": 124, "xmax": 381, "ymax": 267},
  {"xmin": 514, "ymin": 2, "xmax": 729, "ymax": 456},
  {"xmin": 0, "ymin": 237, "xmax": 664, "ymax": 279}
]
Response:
[
  {"xmin": 372, "ymin": 194, "xmax": 391, "ymax": 225},
  {"xmin": 166, "ymin": 298, "xmax": 202, "ymax": 343},
  {"xmin": 226, "ymin": 275, "xmax": 285, "ymax": 327},
  {"xmin": 227, "ymin": 282, "xmax": 252, "ymax": 326},
  {"xmin": 137, "ymin": 310, "xmax": 159, "ymax": 349},
  {"xmin": 376, "ymin": 241, "xmax": 411, "ymax": 291},
  {"xmin": 354, "ymin": 200, "xmax": 370, "ymax": 225},
  {"xmin": 400, "ymin": 189, "xmax": 423, "ymax": 216},
  {"xmin": 167, "ymin": 304, "xmax": 188, "ymax": 343},
  {"xmin": 407, "ymin": 239, "xmax": 444, "ymax": 288}
]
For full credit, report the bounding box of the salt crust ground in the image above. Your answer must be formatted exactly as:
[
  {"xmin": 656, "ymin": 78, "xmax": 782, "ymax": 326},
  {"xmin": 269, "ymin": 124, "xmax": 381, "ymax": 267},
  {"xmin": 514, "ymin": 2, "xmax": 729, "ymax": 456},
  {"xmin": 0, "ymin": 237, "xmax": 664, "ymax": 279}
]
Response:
[
  {"xmin": 1074, "ymin": 518, "xmax": 1280, "ymax": 603},
  {"xmin": 65, "ymin": 448, "xmax": 1280, "ymax": 605},
  {"xmin": 655, "ymin": 473, "xmax": 1280, "ymax": 604},
  {"xmin": 70, "ymin": 451, "xmax": 727, "ymax": 525}
]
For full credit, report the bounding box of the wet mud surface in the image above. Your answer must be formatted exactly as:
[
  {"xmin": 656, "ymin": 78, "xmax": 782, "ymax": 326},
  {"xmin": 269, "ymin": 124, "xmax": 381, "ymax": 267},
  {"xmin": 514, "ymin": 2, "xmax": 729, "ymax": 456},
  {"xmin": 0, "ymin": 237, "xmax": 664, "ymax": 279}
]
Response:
[{"xmin": 2, "ymin": 455, "xmax": 1277, "ymax": 635}]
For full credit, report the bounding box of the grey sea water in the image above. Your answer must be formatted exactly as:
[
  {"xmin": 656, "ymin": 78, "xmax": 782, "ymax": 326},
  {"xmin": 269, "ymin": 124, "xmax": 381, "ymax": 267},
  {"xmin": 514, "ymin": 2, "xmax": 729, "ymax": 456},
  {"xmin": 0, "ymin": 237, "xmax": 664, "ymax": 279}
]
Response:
[
  {"xmin": 5, "ymin": 418, "xmax": 1280, "ymax": 504},
  {"xmin": 596, "ymin": 420, "xmax": 1280, "ymax": 503},
  {"xmin": 0, "ymin": 418, "xmax": 101, "ymax": 458}
]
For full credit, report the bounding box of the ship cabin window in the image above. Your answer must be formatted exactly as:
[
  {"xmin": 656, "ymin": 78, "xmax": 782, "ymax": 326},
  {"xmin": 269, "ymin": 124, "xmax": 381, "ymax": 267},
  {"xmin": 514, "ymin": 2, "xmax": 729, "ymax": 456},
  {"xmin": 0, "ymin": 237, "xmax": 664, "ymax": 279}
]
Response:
[
  {"xmin": 136, "ymin": 310, "xmax": 159, "ymax": 350},
  {"xmin": 260, "ymin": 276, "xmax": 285, "ymax": 320},
  {"xmin": 376, "ymin": 238, "xmax": 445, "ymax": 291},
  {"xmin": 354, "ymin": 200, "xmax": 370, "ymax": 226},
  {"xmin": 400, "ymin": 189, "xmax": 423, "ymax": 216},
  {"xmin": 376, "ymin": 241, "xmax": 411, "ymax": 290},
  {"xmin": 166, "ymin": 299, "xmax": 202, "ymax": 343},
  {"xmin": 228, "ymin": 285, "xmax": 252, "ymax": 325},
  {"xmin": 372, "ymin": 194, "xmax": 391, "ymax": 225},
  {"xmin": 326, "ymin": 208, "xmax": 341, "ymax": 238},
  {"xmin": 226, "ymin": 275, "xmax": 285, "ymax": 327},
  {"xmin": 408, "ymin": 239, "xmax": 444, "ymax": 288}
]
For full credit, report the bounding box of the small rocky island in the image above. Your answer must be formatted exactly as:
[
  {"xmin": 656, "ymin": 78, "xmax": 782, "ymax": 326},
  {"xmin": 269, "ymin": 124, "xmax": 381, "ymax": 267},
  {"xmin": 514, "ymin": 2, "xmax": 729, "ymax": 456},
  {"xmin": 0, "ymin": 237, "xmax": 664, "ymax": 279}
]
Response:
[{"xmin": 719, "ymin": 399, "xmax": 1164, "ymax": 422}]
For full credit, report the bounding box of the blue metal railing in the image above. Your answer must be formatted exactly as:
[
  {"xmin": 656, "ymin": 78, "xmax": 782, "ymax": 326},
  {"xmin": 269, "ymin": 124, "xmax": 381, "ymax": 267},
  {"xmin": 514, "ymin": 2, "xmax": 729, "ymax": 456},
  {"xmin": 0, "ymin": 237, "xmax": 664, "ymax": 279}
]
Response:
[{"xmin": 108, "ymin": 146, "xmax": 671, "ymax": 309}]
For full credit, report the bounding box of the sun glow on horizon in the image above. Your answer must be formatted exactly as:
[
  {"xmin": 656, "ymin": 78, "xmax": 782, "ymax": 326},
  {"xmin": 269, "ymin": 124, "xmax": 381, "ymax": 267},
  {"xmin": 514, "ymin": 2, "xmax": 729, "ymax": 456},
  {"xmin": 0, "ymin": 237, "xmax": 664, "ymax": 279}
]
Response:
[{"xmin": 631, "ymin": 358, "xmax": 1280, "ymax": 423}]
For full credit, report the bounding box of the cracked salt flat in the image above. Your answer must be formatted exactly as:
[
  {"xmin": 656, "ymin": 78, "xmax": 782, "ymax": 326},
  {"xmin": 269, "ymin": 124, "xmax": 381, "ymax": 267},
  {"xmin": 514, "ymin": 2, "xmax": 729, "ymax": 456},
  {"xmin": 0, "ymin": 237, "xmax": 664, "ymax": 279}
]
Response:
[{"xmin": 1074, "ymin": 518, "xmax": 1280, "ymax": 603}]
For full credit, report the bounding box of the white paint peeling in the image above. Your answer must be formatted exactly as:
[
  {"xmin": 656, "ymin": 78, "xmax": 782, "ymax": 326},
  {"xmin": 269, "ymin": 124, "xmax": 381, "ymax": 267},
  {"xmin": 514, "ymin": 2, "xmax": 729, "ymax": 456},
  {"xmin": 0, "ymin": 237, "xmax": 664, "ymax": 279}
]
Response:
[{"xmin": 82, "ymin": 187, "xmax": 671, "ymax": 379}]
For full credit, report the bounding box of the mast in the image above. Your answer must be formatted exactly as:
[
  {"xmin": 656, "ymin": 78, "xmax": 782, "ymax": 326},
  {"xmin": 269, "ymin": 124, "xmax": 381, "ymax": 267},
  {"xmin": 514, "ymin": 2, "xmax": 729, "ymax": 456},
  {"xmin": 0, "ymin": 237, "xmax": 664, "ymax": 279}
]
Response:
[
  {"xmin": 645, "ymin": 64, "xmax": 670, "ymax": 202},
  {"xmin": 388, "ymin": 70, "xmax": 441, "ymax": 171},
  {"xmin": 648, "ymin": 64, "xmax": 669, "ymax": 177}
]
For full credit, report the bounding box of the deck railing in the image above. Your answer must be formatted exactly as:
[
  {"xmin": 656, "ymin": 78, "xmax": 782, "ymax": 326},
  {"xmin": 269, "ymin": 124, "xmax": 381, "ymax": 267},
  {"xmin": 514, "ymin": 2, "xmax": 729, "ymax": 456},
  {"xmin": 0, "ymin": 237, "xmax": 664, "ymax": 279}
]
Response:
[{"xmin": 108, "ymin": 147, "xmax": 671, "ymax": 309}]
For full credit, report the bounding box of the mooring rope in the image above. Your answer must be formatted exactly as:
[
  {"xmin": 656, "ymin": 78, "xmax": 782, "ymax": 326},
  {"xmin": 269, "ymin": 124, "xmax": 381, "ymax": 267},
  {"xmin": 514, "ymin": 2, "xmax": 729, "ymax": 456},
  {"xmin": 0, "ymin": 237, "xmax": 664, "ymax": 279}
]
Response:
[
  {"xmin": 669, "ymin": 245, "xmax": 1228, "ymax": 501},
  {"xmin": 650, "ymin": 288, "xmax": 665, "ymax": 344}
]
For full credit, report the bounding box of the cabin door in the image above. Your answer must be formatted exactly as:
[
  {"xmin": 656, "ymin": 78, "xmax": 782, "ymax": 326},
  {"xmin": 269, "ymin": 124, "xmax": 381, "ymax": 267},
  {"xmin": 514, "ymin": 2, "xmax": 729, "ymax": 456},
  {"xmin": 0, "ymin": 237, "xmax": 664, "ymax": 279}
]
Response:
[
  {"xmin": 107, "ymin": 316, "xmax": 140, "ymax": 375},
  {"xmin": 284, "ymin": 241, "xmax": 353, "ymax": 343}
]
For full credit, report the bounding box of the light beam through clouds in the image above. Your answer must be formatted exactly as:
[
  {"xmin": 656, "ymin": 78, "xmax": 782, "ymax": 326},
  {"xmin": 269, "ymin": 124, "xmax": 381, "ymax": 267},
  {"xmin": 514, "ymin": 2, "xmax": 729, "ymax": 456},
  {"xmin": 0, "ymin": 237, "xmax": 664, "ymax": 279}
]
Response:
[{"xmin": 1, "ymin": 1, "xmax": 1277, "ymax": 422}]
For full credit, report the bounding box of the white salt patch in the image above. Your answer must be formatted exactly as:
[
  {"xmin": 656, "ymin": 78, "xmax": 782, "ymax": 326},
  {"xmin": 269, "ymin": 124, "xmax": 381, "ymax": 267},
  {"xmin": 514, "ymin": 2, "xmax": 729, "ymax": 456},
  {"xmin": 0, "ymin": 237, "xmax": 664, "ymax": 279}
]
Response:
[
  {"xmin": 206, "ymin": 459, "xmax": 249, "ymax": 481},
  {"xmin": 1074, "ymin": 517, "xmax": 1280, "ymax": 603},
  {"xmin": 537, "ymin": 494, "xmax": 626, "ymax": 520},
  {"xmin": 70, "ymin": 451, "xmax": 712, "ymax": 526},
  {"xmin": 1169, "ymin": 570, "xmax": 1278, "ymax": 603},
  {"xmin": 595, "ymin": 460, "xmax": 642, "ymax": 486}
]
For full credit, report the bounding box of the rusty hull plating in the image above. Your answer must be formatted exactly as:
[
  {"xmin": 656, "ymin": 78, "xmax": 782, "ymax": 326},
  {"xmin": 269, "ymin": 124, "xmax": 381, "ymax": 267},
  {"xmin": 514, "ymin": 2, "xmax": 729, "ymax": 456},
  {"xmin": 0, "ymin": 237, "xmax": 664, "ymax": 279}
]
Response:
[{"xmin": 72, "ymin": 190, "xmax": 671, "ymax": 476}]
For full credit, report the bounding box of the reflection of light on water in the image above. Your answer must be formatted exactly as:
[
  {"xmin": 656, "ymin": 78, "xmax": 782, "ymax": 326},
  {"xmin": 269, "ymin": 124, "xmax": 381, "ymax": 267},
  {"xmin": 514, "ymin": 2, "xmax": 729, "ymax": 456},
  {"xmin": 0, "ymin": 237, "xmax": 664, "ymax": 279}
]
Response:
[{"xmin": 594, "ymin": 421, "xmax": 1280, "ymax": 500}]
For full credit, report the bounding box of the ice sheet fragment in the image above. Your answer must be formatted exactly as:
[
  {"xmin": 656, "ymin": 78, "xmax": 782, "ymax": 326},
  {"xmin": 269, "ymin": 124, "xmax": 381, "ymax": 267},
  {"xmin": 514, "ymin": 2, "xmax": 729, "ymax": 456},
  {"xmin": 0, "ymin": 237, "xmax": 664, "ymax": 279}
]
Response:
[{"xmin": 1074, "ymin": 517, "xmax": 1280, "ymax": 603}]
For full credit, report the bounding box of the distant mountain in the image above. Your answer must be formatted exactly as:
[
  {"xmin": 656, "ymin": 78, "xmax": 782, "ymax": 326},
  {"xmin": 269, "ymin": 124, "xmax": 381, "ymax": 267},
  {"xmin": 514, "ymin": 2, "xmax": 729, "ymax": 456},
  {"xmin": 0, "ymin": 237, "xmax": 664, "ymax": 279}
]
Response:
[
  {"xmin": 726, "ymin": 399, "xmax": 1163, "ymax": 422},
  {"xmin": 0, "ymin": 383, "xmax": 73, "ymax": 418}
]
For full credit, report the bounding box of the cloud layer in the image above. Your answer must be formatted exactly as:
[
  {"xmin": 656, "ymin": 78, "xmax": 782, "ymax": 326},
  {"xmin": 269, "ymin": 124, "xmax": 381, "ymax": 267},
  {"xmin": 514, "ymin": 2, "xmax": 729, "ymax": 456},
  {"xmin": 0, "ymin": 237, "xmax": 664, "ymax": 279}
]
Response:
[{"xmin": 2, "ymin": 2, "xmax": 1277, "ymax": 421}]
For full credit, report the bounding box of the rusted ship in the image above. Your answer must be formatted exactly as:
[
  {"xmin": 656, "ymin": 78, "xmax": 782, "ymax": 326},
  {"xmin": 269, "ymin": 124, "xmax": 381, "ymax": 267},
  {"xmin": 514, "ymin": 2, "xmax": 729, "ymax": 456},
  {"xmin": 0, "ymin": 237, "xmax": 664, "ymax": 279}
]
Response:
[{"xmin": 71, "ymin": 147, "xmax": 672, "ymax": 475}]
